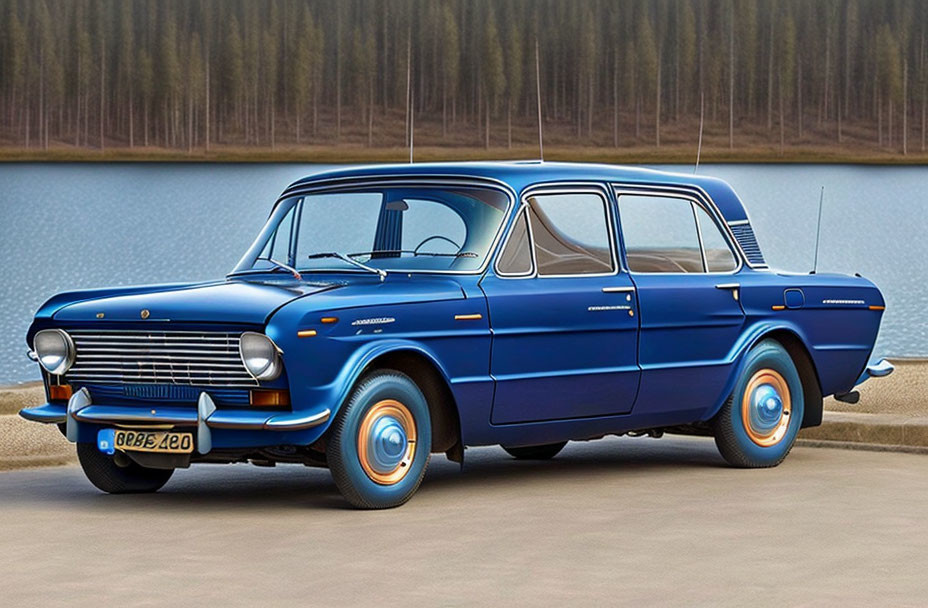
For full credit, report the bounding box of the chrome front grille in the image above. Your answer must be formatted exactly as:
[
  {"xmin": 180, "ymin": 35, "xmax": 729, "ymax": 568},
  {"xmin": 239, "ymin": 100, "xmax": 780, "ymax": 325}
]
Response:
[{"xmin": 65, "ymin": 330, "xmax": 257, "ymax": 387}]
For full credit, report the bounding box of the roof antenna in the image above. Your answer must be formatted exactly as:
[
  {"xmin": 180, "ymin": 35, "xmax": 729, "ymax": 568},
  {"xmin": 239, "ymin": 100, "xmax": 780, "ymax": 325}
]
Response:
[
  {"xmin": 694, "ymin": 91, "xmax": 704, "ymax": 173},
  {"xmin": 535, "ymin": 37, "xmax": 544, "ymax": 162},
  {"xmin": 406, "ymin": 31, "xmax": 413, "ymax": 163},
  {"xmin": 811, "ymin": 186, "xmax": 825, "ymax": 274},
  {"xmin": 410, "ymin": 90, "xmax": 415, "ymax": 163}
]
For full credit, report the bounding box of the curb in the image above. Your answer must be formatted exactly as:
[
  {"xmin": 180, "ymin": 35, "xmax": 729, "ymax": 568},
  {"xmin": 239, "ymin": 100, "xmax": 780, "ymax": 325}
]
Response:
[
  {"xmin": 0, "ymin": 414, "xmax": 75, "ymax": 472},
  {"xmin": 798, "ymin": 411, "xmax": 928, "ymax": 453}
]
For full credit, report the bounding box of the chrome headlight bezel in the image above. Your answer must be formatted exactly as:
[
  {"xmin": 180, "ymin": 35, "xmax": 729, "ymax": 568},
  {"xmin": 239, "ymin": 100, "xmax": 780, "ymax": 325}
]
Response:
[
  {"xmin": 32, "ymin": 329, "xmax": 75, "ymax": 376},
  {"xmin": 239, "ymin": 332, "xmax": 283, "ymax": 381}
]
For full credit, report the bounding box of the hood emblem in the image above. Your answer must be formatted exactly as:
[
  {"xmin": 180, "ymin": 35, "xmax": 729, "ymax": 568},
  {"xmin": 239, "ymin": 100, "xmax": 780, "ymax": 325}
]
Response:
[
  {"xmin": 140, "ymin": 309, "xmax": 151, "ymax": 319},
  {"xmin": 96, "ymin": 313, "xmax": 105, "ymax": 319}
]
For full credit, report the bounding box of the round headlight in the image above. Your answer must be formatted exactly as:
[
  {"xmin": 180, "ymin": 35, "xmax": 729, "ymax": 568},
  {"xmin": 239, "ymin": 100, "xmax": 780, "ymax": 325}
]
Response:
[
  {"xmin": 239, "ymin": 332, "xmax": 282, "ymax": 381},
  {"xmin": 33, "ymin": 329, "xmax": 75, "ymax": 376}
]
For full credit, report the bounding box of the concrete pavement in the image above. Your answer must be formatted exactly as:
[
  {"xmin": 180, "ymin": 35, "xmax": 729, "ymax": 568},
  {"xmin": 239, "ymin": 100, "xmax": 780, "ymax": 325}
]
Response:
[{"xmin": 1, "ymin": 436, "xmax": 927, "ymax": 606}]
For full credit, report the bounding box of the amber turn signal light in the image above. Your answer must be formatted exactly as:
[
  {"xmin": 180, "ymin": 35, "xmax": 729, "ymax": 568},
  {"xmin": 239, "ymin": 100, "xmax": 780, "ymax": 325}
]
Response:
[
  {"xmin": 250, "ymin": 389, "xmax": 290, "ymax": 407},
  {"xmin": 49, "ymin": 384, "xmax": 73, "ymax": 402}
]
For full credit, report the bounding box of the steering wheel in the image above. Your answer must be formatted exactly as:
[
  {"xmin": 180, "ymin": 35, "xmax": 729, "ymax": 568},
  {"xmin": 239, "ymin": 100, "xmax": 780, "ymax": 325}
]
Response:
[{"xmin": 413, "ymin": 235, "xmax": 461, "ymax": 255}]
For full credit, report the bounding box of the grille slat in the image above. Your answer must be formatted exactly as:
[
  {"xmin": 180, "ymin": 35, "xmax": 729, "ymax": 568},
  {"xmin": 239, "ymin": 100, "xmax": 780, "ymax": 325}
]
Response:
[{"xmin": 66, "ymin": 330, "xmax": 257, "ymax": 387}]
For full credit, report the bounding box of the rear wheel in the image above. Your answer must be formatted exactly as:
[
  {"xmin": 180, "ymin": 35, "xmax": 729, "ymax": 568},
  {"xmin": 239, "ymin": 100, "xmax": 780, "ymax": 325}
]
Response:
[
  {"xmin": 327, "ymin": 371, "xmax": 431, "ymax": 509},
  {"xmin": 502, "ymin": 441, "xmax": 567, "ymax": 460},
  {"xmin": 77, "ymin": 443, "xmax": 174, "ymax": 494},
  {"xmin": 713, "ymin": 339, "xmax": 805, "ymax": 468}
]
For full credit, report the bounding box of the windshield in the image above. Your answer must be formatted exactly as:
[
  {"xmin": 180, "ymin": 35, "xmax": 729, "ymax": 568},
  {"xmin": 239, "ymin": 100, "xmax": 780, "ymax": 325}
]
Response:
[{"xmin": 232, "ymin": 185, "xmax": 510, "ymax": 276}]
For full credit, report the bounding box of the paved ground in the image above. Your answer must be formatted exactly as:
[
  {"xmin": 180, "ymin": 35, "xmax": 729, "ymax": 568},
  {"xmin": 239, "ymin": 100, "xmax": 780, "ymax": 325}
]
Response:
[{"xmin": 1, "ymin": 436, "xmax": 927, "ymax": 606}]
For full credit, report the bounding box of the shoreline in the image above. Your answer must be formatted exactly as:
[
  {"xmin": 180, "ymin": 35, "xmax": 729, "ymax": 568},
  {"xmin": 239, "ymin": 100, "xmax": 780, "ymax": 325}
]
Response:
[{"xmin": 4, "ymin": 144, "xmax": 928, "ymax": 165}]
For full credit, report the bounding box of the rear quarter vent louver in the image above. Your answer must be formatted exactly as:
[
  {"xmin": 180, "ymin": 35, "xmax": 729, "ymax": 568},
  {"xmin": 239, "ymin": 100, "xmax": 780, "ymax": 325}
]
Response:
[{"xmin": 729, "ymin": 222, "xmax": 766, "ymax": 267}]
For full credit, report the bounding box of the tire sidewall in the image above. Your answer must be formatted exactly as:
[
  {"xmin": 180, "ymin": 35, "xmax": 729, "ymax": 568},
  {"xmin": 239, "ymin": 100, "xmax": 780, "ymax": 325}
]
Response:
[
  {"xmin": 330, "ymin": 372, "xmax": 432, "ymax": 508},
  {"xmin": 726, "ymin": 340, "xmax": 805, "ymax": 465}
]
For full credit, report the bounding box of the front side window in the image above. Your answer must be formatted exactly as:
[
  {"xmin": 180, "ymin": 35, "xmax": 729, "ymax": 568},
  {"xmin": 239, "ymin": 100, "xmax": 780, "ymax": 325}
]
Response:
[
  {"xmin": 233, "ymin": 186, "xmax": 509, "ymax": 275},
  {"xmin": 526, "ymin": 192, "xmax": 615, "ymax": 276},
  {"xmin": 617, "ymin": 193, "xmax": 737, "ymax": 273}
]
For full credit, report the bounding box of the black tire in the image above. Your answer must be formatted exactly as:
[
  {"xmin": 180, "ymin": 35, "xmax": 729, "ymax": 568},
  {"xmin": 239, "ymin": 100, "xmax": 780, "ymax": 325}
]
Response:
[
  {"xmin": 502, "ymin": 441, "xmax": 568, "ymax": 460},
  {"xmin": 77, "ymin": 443, "xmax": 174, "ymax": 494},
  {"xmin": 713, "ymin": 339, "xmax": 805, "ymax": 468},
  {"xmin": 327, "ymin": 371, "xmax": 432, "ymax": 509}
]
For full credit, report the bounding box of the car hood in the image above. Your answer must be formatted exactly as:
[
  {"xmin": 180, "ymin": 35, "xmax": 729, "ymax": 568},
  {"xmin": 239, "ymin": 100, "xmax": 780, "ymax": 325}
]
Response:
[{"xmin": 51, "ymin": 279, "xmax": 342, "ymax": 325}]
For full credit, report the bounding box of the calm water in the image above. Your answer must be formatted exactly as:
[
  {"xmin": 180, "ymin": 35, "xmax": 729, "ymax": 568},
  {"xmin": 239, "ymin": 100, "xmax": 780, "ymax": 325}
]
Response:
[{"xmin": 0, "ymin": 163, "xmax": 925, "ymax": 384}]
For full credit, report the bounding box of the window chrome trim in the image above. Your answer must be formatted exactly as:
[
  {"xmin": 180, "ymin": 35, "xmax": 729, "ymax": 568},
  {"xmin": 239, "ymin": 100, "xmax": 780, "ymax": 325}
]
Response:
[
  {"xmin": 613, "ymin": 186, "xmax": 743, "ymax": 277},
  {"xmin": 493, "ymin": 183, "xmax": 620, "ymax": 280},
  {"xmin": 235, "ymin": 176, "xmax": 516, "ymax": 277}
]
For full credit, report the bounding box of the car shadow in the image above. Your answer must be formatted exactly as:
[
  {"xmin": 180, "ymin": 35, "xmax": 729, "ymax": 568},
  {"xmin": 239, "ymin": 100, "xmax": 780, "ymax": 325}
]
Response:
[{"xmin": 0, "ymin": 436, "xmax": 732, "ymax": 511}]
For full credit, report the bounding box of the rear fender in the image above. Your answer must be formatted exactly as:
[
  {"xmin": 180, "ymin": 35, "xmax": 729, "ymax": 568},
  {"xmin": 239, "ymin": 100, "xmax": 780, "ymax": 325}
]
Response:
[{"xmin": 701, "ymin": 321, "xmax": 822, "ymax": 425}]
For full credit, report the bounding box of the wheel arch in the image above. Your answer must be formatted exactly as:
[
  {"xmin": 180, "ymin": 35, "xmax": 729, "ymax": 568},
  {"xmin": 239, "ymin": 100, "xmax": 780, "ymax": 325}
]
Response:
[
  {"xmin": 704, "ymin": 325, "xmax": 824, "ymax": 428},
  {"xmin": 758, "ymin": 329, "xmax": 824, "ymax": 429},
  {"xmin": 337, "ymin": 342, "xmax": 462, "ymax": 457}
]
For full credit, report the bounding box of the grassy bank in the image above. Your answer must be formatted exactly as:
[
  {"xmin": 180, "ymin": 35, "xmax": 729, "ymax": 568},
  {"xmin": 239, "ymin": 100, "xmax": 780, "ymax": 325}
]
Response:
[{"xmin": 4, "ymin": 143, "xmax": 928, "ymax": 165}]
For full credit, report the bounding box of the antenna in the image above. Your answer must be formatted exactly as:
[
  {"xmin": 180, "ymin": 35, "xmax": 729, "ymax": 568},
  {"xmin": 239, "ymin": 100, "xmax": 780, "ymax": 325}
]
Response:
[
  {"xmin": 535, "ymin": 38, "xmax": 544, "ymax": 161},
  {"xmin": 811, "ymin": 186, "xmax": 825, "ymax": 274},
  {"xmin": 405, "ymin": 31, "xmax": 412, "ymax": 163},
  {"xmin": 694, "ymin": 91, "xmax": 704, "ymax": 173},
  {"xmin": 409, "ymin": 89, "xmax": 415, "ymax": 163}
]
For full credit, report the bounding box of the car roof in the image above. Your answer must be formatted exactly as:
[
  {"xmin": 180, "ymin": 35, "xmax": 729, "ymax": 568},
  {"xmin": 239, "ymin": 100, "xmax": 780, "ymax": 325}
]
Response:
[{"xmin": 284, "ymin": 161, "xmax": 751, "ymax": 223}]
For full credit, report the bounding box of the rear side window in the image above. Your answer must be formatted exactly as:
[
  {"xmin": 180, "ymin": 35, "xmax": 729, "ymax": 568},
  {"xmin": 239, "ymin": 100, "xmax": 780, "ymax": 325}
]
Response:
[
  {"xmin": 527, "ymin": 193, "xmax": 615, "ymax": 276},
  {"xmin": 618, "ymin": 194, "xmax": 737, "ymax": 273}
]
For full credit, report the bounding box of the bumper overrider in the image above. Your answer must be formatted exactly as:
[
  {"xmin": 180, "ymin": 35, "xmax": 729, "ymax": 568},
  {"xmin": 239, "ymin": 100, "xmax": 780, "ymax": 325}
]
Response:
[{"xmin": 20, "ymin": 389, "xmax": 331, "ymax": 454}]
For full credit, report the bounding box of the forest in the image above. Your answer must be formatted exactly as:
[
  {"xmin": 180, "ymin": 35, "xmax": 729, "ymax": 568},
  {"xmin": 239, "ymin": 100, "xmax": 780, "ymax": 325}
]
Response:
[{"xmin": 1, "ymin": 0, "xmax": 927, "ymax": 160}]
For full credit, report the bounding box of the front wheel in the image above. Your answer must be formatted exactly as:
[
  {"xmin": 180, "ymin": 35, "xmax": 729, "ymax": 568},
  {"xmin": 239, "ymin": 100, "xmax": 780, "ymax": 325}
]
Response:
[
  {"xmin": 713, "ymin": 339, "xmax": 805, "ymax": 468},
  {"xmin": 327, "ymin": 371, "xmax": 432, "ymax": 509},
  {"xmin": 77, "ymin": 443, "xmax": 174, "ymax": 494}
]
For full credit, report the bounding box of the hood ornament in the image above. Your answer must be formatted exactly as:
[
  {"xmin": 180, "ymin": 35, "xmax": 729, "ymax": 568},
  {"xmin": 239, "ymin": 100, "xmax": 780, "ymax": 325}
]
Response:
[{"xmin": 140, "ymin": 309, "xmax": 150, "ymax": 319}]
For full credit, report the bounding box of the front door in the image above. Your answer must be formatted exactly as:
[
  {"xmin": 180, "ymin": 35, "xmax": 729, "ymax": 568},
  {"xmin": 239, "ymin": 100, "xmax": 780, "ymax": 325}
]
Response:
[
  {"xmin": 481, "ymin": 187, "xmax": 640, "ymax": 424},
  {"xmin": 615, "ymin": 189, "xmax": 746, "ymax": 416}
]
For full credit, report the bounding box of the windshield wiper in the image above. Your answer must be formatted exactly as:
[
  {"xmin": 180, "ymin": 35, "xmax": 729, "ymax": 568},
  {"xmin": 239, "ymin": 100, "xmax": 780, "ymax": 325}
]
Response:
[
  {"xmin": 349, "ymin": 249, "xmax": 478, "ymax": 259},
  {"xmin": 258, "ymin": 256, "xmax": 303, "ymax": 280},
  {"xmin": 307, "ymin": 252, "xmax": 387, "ymax": 281}
]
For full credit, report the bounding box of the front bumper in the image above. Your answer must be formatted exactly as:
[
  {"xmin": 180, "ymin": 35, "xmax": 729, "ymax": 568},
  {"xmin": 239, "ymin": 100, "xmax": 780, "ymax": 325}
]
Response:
[{"xmin": 20, "ymin": 388, "xmax": 331, "ymax": 452}]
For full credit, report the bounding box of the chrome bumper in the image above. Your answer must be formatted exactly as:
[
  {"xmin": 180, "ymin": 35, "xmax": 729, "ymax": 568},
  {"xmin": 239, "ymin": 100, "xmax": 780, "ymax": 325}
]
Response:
[
  {"xmin": 19, "ymin": 388, "xmax": 331, "ymax": 449},
  {"xmin": 854, "ymin": 358, "xmax": 895, "ymax": 386}
]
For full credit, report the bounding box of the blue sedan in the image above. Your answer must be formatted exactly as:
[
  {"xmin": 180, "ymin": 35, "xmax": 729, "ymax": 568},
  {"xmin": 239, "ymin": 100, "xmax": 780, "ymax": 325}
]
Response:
[{"xmin": 21, "ymin": 162, "xmax": 892, "ymax": 508}]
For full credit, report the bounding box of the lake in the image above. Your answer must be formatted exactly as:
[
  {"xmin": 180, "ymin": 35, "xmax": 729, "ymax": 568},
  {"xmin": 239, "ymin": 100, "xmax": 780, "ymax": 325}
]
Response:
[{"xmin": 0, "ymin": 163, "xmax": 924, "ymax": 385}]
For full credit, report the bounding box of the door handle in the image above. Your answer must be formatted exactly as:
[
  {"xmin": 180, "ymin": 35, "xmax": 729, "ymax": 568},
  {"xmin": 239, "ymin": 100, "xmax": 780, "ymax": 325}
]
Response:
[
  {"xmin": 715, "ymin": 283, "xmax": 740, "ymax": 301},
  {"xmin": 602, "ymin": 286, "xmax": 635, "ymax": 293}
]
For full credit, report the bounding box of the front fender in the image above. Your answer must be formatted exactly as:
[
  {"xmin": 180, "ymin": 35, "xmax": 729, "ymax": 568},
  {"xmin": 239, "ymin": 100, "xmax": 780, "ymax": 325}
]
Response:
[{"xmin": 321, "ymin": 338, "xmax": 454, "ymax": 423}]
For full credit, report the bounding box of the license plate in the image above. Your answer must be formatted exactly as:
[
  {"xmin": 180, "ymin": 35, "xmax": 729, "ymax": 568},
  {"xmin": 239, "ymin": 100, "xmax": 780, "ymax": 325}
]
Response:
[{"xmin": 113, "ymin": 429, "xmax": 194, "ymax": 454}]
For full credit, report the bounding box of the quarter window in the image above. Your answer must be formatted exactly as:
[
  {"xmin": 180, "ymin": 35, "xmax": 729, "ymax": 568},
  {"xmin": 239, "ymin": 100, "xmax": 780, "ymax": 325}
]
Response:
[
  {"xmin": 527, "ymin": 193, "xmax": 615, "ymax": 276},
  {"xmin": 618, "ymin": 194, "xmax": 737, "ymax": 273},
  {"xmin": 496, "ymin": 210, "xmax": 533, "ymax": 275}
]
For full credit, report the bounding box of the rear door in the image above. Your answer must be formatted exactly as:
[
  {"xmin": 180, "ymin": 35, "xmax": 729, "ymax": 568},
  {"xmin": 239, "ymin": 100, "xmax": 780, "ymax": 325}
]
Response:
[
  {"xmin": 480, "ymin": 186, "xmax": 640, "ymax": 424},
  {"xmin": 615, "ymin": 188, "xmax": 746, "ymax": 416}
]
